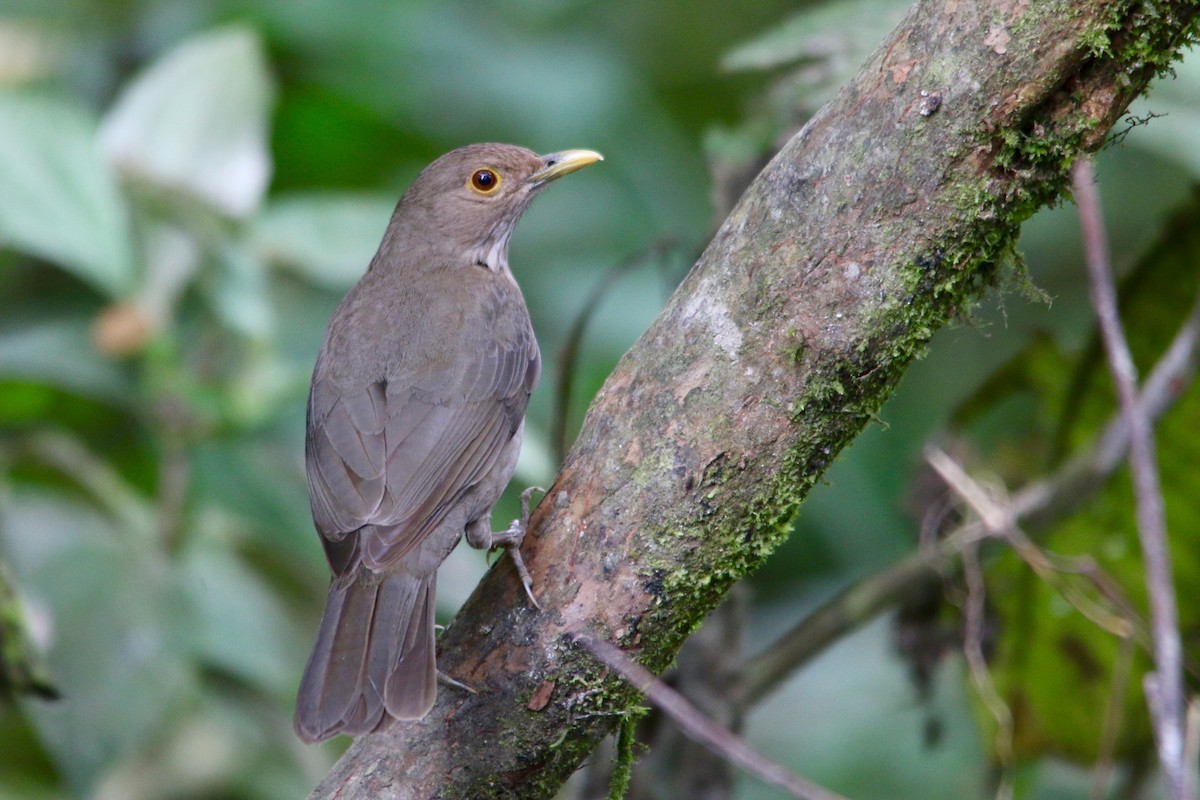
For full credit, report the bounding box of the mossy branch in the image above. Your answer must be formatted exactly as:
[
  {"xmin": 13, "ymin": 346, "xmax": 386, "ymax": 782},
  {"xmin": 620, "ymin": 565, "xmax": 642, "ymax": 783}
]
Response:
[{"xmin": 309, "ymin": 1, "xmax": 1200, "ymax": 797}]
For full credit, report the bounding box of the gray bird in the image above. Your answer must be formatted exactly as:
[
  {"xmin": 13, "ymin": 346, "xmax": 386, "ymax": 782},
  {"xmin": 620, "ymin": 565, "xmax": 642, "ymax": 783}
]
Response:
[{"xmin": 295, "ymin": 143, "xmax": 602, "ymax": 743}]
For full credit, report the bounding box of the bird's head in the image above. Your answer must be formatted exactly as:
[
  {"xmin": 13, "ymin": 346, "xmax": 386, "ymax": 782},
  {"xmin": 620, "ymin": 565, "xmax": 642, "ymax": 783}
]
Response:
[{"xmin": 381, "ymin": 143, "xmax": 603, "ymax": 274}]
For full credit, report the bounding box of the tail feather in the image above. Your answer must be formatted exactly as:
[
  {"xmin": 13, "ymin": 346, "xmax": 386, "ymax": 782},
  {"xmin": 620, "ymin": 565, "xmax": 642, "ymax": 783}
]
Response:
[
  {"xmin": 295, "ymin": 571, "xmax": 437, "ymax": 743},
  {"xmin": 382, "ymin": 572, "xmax": 437, "ymax": 720}
]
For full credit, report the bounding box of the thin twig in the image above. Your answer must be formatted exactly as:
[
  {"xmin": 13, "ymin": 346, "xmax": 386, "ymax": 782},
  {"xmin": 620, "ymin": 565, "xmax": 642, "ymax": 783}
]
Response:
[
  {"xmin": 1092, "ymin": 635, "xmax": 1136, "ymax": 800},
  {"xmin": 21, "ymin": 430, "xmax": 155, "ymax": 538},
  {"xmin": 925, "ymin": 447, "xmax": 1175, "ymax": 800},
  {"xmin": 154, "ymin": 395, "xmax": 192, "ymax": 552},
  {"xmin": 925, "ymin": 446, "xmax": 1141, "ymax": 640},
  {"xmin": 552, "ymin": 238, "xmax": 680, "ymax": 463},
  {"xmin": 741, "ymin": 284, "xmax": 1200, "ymax": 706},
  {"xmin": 573, "ymin": 631, "xmax": 849, "ymax": 800},
  {"xmin": 1185, "ymin": 697, "xmax": 1200, "ymax": 797},
  {"xmin": 1073, "ymin": 158, "xmax": 1186, "ymax": 800},
  {"xmin": 960, "ymin": 542, "xmax": 1014, "ymax": 800},
  {"xmin": 924, "ymin": 445, "xmax": 1147, "ymax": 800}
]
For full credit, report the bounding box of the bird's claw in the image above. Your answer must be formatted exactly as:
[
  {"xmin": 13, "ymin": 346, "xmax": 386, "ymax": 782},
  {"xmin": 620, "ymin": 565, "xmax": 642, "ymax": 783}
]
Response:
[
  {"xmin": 491, "ymin": 486, "xmax": 545, "ymax": 609},
  {"xmin": 517, "ymin": 485, "xmax": 542, "ymax": 521},
  {"xmin": 438, "ymin": 670, "xmax": 477, "ymax": 695}
]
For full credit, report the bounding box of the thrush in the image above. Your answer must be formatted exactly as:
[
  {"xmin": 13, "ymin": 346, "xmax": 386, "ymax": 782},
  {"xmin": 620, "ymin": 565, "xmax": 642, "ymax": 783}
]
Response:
[{"xmin": 295, "ymin": 143, "xmax": 602, "ymax": 743}]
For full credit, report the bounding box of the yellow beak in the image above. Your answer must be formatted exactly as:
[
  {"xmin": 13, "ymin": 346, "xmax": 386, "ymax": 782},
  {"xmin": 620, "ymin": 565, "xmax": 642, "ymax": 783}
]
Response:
[{"xmin": 528, "ymin": 149, "xmax": 604, "ymax": 186}]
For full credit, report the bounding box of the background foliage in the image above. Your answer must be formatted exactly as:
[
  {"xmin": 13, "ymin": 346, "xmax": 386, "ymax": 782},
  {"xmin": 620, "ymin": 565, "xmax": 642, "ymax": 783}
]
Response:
[{"xmin": 0, "ymin": 2, "xmax": 1196, "ymax": 799}]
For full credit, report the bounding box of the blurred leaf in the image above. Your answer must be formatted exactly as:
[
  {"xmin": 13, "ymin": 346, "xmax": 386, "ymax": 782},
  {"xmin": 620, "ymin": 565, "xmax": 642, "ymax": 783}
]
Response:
[
  {"xmin": 179, "ymin": 543, "xmax": 298, "ymax": 694},
  {"xmin": 206, "ymin": 245, "xmax": 274, "ymax": 339},
  {"xmin": 1, "ymin": 491, "xmax": 196, "ymax": 794},
  {"xmin": 0, "ymin": 777, "xmax": 62, "ymax": 800},
  {"xmin": 0, "ymin": 318, "xmax": 130, "ymax": 402},
  {"xmin": 249, "ymin": 193, "xmax": 392, "ymax": 289},
  {"xmin": 0, "ymin": 564, "xmax": 58, "ymax": 702},
  {"xmin": 99, "ymin": 27, "xmax": 274, "ymax": 218},
  {"xmin": 948, "ymin": 332, "xmax": 1072, "ymax": 465},
  {"xmin": 711, "ymin": 0, "xmax": 911, "ymax": 225},
  {"xmin": 722, "ymin": 0, "xmax": 907, "ymax": 73},
  {"xmin": 703, "ymin": 116, "xmax": 778, "ymax": 168},
  {"xmin": 135, "ymin": 220, "xmax": 202, "ymax": 331},
  {"xmin": 190, "ymin": 439, "xmax": 317, "ymax": 563},
  {"xmin": 514, "ymin": 422, "xmax": 555, "ymax": 487},
  {"xmin": 224, "ymin": 346, "xmax": 299, "ymax": 430},
  {"xmin": 0, "ymin": 91, "xmax": 134, "ymax": 296}
]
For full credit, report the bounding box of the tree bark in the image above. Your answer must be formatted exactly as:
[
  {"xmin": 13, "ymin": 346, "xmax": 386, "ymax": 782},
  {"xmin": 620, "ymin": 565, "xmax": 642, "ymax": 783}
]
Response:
[{"xmin": 309, "ymin": 1, "xmax": 1200, "ymax": 797}]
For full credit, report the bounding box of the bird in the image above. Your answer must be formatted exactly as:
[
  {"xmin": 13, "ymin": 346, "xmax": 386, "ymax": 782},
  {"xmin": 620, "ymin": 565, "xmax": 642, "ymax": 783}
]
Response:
[{"xmin": 295, "ymin": 143, "xmax": 603, "ymax": 743}]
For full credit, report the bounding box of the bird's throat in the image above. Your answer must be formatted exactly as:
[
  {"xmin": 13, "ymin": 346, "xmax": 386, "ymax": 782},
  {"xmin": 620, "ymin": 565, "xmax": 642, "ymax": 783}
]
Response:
[{"xmin": 473, "ymin": 221, "xmax": 515, "ymax": 276}]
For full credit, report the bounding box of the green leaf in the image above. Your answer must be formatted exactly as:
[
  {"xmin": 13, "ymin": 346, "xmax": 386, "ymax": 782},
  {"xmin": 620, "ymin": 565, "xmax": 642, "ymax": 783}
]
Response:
[
  {"xmin": 179, "ymin": 543, "xmax": 299, "ymax": 694},
  {"xmin": 1, "ymin": 491, "xmax": 196, "ymax": 794},
  {"xmin": 249, "ymin": 193, "xmax": 392, "ymax": 289},
  {"xmin": 206, "ymin": 245, "xmax": 274, "ymax": 339},
  {"xmin": 0, "ymin": 317, "xmax": 131, "ymax": 402},
  {"xmin": 99, "ymin": 27, "xmax": 274, "ymax": 218},
  {"xmin": 190, "ymin": 439, "xmax": 319, "ymax": 565},
  {"xmin": 0, "ymin": 563, "xmax": 58, "ymax": 702},
  {"xmin": 722, "ymin": 0, "xmax": 908, "ymax": 73},
  {"xmin": 0, "ymin": 91, "xmax": 134, "ymax": 296}
]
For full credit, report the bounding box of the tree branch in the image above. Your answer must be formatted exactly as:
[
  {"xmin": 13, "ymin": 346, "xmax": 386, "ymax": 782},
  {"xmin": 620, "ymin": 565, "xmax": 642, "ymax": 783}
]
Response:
[
  {"xmin": 743, "ymin": 282, "xmax": 1200, "ymax": 706},
  {"xmin": 309, "ymin": 1, "xmax": 1200, "ymax": 796},
  {"xmin": 574, "ymin": 631, "xmax": 847, "ymax": 800}
]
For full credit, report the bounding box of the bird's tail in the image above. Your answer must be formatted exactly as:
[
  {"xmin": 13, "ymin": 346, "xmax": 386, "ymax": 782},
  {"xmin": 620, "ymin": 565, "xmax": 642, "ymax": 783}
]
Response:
[{"xmin": 294, "ymin": 570, "xmax": 436, "ymax": 743}]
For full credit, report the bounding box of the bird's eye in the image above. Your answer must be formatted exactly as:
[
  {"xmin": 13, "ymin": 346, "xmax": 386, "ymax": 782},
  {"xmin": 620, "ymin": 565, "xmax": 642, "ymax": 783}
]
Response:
[{"xmin": 469, "ymin": 168, "xmax": 501, "ymax": 195}]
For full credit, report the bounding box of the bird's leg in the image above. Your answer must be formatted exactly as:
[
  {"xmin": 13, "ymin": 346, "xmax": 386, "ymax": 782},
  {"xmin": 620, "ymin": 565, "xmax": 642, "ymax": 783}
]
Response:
[
  {"xmin": 466, "ymin": 486, "xmax": 545, "ymax": 609},
  {"xmin": 499, "ymin": 485, "xmax": 545, "ymax": 608}
]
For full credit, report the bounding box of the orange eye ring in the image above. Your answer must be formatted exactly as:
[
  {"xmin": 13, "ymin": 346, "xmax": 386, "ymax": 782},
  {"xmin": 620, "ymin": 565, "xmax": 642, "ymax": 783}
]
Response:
[{"xmin": 469, "ymin": 168, "xmax": 501, "ymax": 195}]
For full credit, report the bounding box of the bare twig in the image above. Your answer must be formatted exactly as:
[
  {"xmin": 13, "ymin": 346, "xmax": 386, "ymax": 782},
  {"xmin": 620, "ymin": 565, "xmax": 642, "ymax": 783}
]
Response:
[
  {"xmin": 573, "ymin": 631, "xmax": 848, "ymax": 800},
  {"xmin": 960, "ymin": 543, "xmax": 1013, "ymax": 800},
  {"xmin": 1185, "ymin": 697, "xmax": 1200, "ymax": 797},
  {"xmin": 1073, "ymin": 158, "xmax": 1187, "ymax": 800},
  {"xmin": 551, "ymin": 238, "xmax": 681, "ymax": 463},
  {"xmin": 21, "ymin": 431, "xmax": 155, "ymax": 538},
  {"xmin": 925, "ymin": 446, "xmax": 1141, "ymax": 637},
  {"xmin": 742, "ymin": 284, "xmax": 1200, "ymax": 706},
  {"xmin": 927, "ymin": 447, "xmax": 1142, "ymax": 639},
  {"xmin": 1092, "ymin": 635, "xmax": 1136, "ymax": 800},
  {"xmin": 926, "ymin": 446, "xmax": 1149, "ymax": 799},
  {"xmin": 1007, "ymin": 545, "xmax": 1137, "ymax": 640}
]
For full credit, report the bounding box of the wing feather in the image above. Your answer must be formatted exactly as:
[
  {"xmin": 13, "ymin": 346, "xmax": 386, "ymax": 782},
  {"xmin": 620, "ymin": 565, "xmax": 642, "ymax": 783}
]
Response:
[{"xmin": 305, "ymin": 277, "xmax": 540, "ymax": 576}]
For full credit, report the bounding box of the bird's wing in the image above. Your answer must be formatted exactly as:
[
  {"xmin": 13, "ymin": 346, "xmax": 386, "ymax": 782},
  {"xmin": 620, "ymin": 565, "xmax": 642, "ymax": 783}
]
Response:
[{"xmin": 306, "ymin": 283, "xmax": 540, "ymax": 575}]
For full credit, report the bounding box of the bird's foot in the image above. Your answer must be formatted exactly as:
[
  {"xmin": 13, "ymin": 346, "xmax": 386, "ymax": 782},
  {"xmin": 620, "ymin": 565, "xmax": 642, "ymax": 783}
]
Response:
[{"xmin": 490, "ymin": 486, "xmax": 545, "ymax": 609}]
